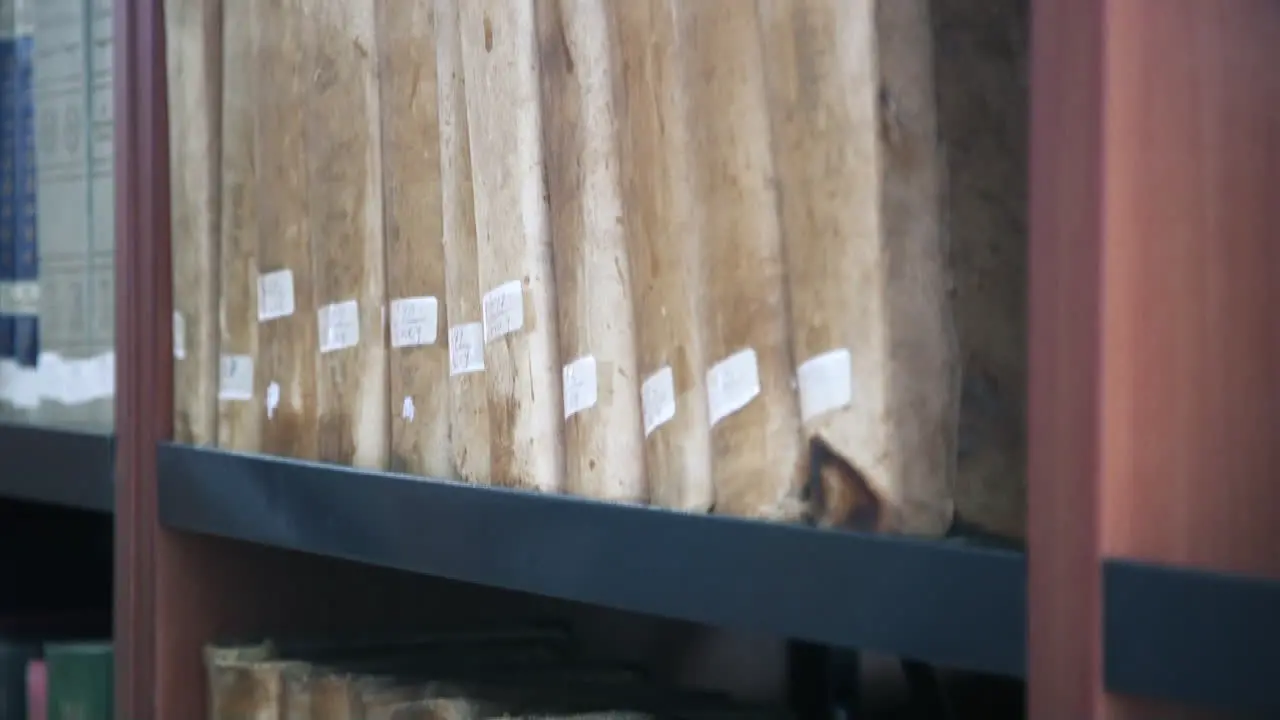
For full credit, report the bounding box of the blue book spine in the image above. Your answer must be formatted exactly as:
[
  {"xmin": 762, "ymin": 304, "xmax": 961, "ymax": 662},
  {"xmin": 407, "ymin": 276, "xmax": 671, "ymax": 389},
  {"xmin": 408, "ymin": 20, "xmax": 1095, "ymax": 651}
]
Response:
[
  {"xmin": 0, "ymin": 9, "xmax": 15, "ymax": 364},
  {"xmin": 11, "ymin": 3, "xmax": 35, "ymax": 367}
]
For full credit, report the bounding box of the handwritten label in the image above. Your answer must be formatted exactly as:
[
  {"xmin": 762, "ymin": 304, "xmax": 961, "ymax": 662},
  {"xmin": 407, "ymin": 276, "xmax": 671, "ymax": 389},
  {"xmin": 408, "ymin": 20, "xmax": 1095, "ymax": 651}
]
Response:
[
  {"xmin": 402, "ymin": 395, "xmax": 416, "ymax": 421},
  {"xmin": 218, "ymin": 354, "xmax": 254, "ymax": 401},
  {"xmin": 641, "ymin": 366, "xmax": 677, "ymax": 437},
  {"xmin": 317, "ymin": 300, "xmax": 360, "ymax": 353},
  {"xmin": 482, "ymin": 280, "xmax": 524, "ymax": 342},
  {"xmin": 448, "ymin": 323, "xmax": 485, "ymax": 375},
  {"xmin": 562, "ymin": 355, "xmax": 598, "ymax": 419},
  {"xmin": 706, "ymin": 348, "xmax": 760, "ymax": 426},
  {"xmin": 257, "ymin": 269, "xmax": 295, "ymax": 321},
  {"xmin": 389, "ymin": 296, "xmax": 439, "ymax": 348},
  {"xmin": 173, "ymin": 311, "xmax": 186, "ymax": 359},
  {"xmin": 266, "ymin": 381, "xmax": 280, "ymax": 419},
  {"xmin": 797, "ymin": 348, "xmax": 853, "ymax": 422}
]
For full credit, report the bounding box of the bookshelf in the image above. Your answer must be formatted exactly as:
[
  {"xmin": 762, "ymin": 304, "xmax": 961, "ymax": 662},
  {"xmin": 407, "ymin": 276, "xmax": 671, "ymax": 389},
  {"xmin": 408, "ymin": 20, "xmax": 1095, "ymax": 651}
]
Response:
[{"xmin": 0, "ymin": 423, "xmax": 112, "ymax": 512}]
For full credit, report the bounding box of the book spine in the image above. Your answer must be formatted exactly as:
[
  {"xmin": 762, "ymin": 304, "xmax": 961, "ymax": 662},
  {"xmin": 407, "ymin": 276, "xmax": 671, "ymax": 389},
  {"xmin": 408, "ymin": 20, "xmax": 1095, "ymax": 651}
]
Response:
[
  {"xmin": 43, "ymin": 642, "xmax": 113, "ymax": 720},
  {"xmin": 26, "ymin": 658, "xmax": 47, "ymax": 720},
  {"xmin": 12, "ymin": 0, "xmax": 37, "ymax": 367},
  {"xmin": 0, "ymin": 0, "xmax": 17, "ymax": 369}
]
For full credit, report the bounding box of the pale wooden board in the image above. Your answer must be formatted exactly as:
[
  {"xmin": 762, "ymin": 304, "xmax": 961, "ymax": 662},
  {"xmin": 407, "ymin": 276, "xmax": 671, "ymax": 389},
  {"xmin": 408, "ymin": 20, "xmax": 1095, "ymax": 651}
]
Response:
[
  {"xmin": 165, "ymin": 0, "xmax": 222, "ymax": 446},
  {"xmin": 376, "ymin": 0, "xmax": 453, "ymax": 478},
  {"xmin": 435, "ymin": 0, "xmax": 490, "ymax": 484},
  {"xmin": 758, "ymin": 0, "xmax": 957, "ymax": 536},
  {"xmin": 675, "ymin": 2, "xmax": 803, "ymax": 520},
  {"xmin": 458, "ymin": 1, "xmax": 564, "ymax": 492},
  {"xmin": 934, "ymin": 0, "xmax": 1030, "ymax": 539},
  {"xmin": 303, "ymin": 0, "xmax": 390, "ymax": 470},
  {"xmin": 611, "ymin": 1, "xmax": 713, "ymax": 512},
  {"xmin": 216, "ymin": 0, "xmax": 261, "ymax": 453},
  {"xmin": 535, "ymin": 0, "xmax": 646, "ymax": 503},
  {"xmin": 253, "ymin": 0, "xmax": 320, "ymax": 461}
]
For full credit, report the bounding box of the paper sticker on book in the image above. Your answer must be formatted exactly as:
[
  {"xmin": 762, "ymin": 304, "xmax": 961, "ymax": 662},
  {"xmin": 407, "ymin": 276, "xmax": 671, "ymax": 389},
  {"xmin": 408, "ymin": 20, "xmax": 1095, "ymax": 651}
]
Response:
[
  {"xmin": 641, "ymin": 366, "xmax": 676, "ymax": 436},
  {"xmin": 389, "ymin": 296, "xmax": 439, "ymax": 349},
  {"xmin": 797, "ymin": 348, "xmax": 853, "ymax": 422},
  {"xmin": 448, "ymin": 322, "xmax": 484, "ymax": 375},
  {"xmin": 257, "ymin": 269, "xmax": 295, "ymax": 322},
  {"xmin": 173, "ymin": 311, "xmax": 185, "ymax": 359},
  {"xmin": 706, "ymin": 348, "xmax": 760, "ymax": 426},
  {"xmin": 318, "ymin": 300, "xmax": 360, "ymax": 354},
  {"xmin": 562, "ymin": 355, "xmax": 598, "ymax": 419},
  {"xmin": 218, "ymin": 354, "xmax": 253, "ymax": 401},
  {"xmin": 482, "ymin": 280, "xmax": 523, "ymax": 342}
]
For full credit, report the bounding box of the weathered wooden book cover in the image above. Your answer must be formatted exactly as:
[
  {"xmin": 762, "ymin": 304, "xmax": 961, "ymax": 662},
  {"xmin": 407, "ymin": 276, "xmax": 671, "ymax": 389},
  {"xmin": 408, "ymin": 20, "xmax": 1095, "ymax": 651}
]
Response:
[
  {"xmin": 304, "ymin": 0, "xmax": 389, "ymax": 470},
  {"xmin": 216, "ymin": 0, "xmax": 261, "ymax": 452},
  {"xmin": 757, "ymin": 0, "xmax": 957, "ymax": 536},
  {"xmin": 458, "ymin": 0, "xmax": 563, "ymax": 492},
  {"xmin": 675, "ymin": 2, "xmax": 803, "ymax": 520},
  {"xmin": 203, "ymin": 641, "xmax": 275, "ymax": 720},
  {"xmin": 934, "ymin": 0, "xmax": 1029, "ymax": 539},
  {"xmin": 535, "ymin": 0, "xmax": 645, "ymax": 503},
  {"xmin": 611, "ymin": 1, "xmax": 713, "ymax": 512},
  {"xmin": 253, "ymin": 0, "xmax": 319, "ymax": 461},
  {"xmin": 376, "ymin": 0, "xmax": 453, "ymax": 478},
  {"xmin": 165, "ymin": 0, "xmax": 222, "ymax": 447},
  {"xmin": 434, "ymin": 0, "xmax": 489, "ymax": 484},
  {"xmin": 208, "ymin": 659, "xmax": 297, "ymax": 720}
]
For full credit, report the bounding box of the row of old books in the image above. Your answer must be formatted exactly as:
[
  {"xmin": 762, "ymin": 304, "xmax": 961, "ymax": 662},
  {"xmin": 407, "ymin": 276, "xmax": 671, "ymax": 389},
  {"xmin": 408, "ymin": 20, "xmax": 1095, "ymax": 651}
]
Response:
[
  {"xmin": 0, "ymin": 615, "xmax": 112, "ymax": 720},
  {"xmin": 167, "ymin": 0, "xmax": 1028, "ymax": 539},
  {"xmin": 0, "ymin": 0, "xmax": 115, "ymax": 432},
  {"xmin": 206, "ymin": 625, "xmax": 782, "ymax": 720}
]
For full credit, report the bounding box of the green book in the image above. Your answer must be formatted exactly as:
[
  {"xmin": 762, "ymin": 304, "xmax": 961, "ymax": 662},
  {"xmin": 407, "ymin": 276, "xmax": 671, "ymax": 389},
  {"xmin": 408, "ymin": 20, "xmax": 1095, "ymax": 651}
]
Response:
[{"xmin": 44, "ymin": 640, "xmax": 112, "ymax": 720}]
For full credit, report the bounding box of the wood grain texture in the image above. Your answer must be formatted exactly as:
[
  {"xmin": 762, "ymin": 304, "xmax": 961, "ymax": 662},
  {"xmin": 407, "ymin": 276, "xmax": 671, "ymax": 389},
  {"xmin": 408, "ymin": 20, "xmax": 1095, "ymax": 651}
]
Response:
[
  {"xmin": 536, "ymin": 0, "xmax": 646, "ymax": 503},
  {"xmin": 304, "ymin": 0, "xmax": 390, "ymax": 470},
  {"xmin": 376, "ymin": 0, "xmax": 454, "ymax": 478},
  {"xmin": 675, "ymin": 1, "xmax": 803, "ymax": 520},
  {"xmin": 611, "ymin": 0, "xmax": 712, "ymax": 512},
  {"xmin": 208, "ymin": 660, "xmax": 290, "ymax": 719},
  {"xmin": 758, "ymin": 0, "xmax": 957, "ymax": 536},
  {"xmin": 216, "ymin": 0, "xmax": 261, "ymax": 453},
  {"xmin": 253, "ymin": 0, "xmax": 319, "ymax": 461},
  {"xmin": 164, "ymin": 0, "xmax": 221, "ymax": 447},
  {"xmin": 435, "ymin": 0, "xmax": 490, "ymax": 484},
  {"xmin": 459, "ymin": 0, "xmax": 564, "ymax": 492}
]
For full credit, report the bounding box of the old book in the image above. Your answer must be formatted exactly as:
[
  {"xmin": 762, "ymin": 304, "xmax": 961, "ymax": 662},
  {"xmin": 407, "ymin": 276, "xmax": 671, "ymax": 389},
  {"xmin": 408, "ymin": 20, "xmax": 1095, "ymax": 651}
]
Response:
[
  {"xmin": 375, "ymin": 0, "xmax": 453, "ymax": 478},
  {"xmin": 304, "ymin": 0, "xmax": 389, "ymax": 470},
  {"xmin": 26, "ymin": 657, "xmax": 46, "ymax": 720},
  {"xmin": 458, "ymin": 0, "xmax": 563, "ymax": 492},
  {"xmin": 208, "ymin": 659, "xmax": 299, "ymax": 720},
  {"xmin": 434, "ymin": 0, "xmax": 489, "ymax": 484},
  {"xmin": 165, "ymin": 0, "xmax": 222, "ymax": 447},
  {"xmin": 43, "ymin": 641, "xmax": 112, "ymax": 720},
  {"xmin": 611, "ymin": 0, "xmax": 713, "ymax": 512},
  {"xmin": 10, "ymin": 0, "xmax": 38, "ymax": 373},
  {"xmin": 535, "ymin": 0, "xmax": 646, "ymax": 504},
  {"xmin": 84, "ymin": 0, "xmax": 111, "ymax": 433},
  {"xmin": 757, "ymin": 0, "xmax": 957, "ymax": 535},
  {"xmin": 675, "ymin": 2, "xmax": 804, "ymax": 520},
  {"xmin": 216, "ymin": 0, "xmax": 261, "ymax": 453},
  {"xmin": 253, "ymin": 0, "xmax": 319, "ymax": 461},
  {"xmin": 934, "ymin": 0, "xmax": 1029, "ymax": 539}
]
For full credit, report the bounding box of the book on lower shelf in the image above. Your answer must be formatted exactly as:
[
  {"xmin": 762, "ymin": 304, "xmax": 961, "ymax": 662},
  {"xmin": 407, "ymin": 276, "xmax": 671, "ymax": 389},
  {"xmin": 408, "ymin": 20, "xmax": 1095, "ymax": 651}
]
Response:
[{"xmin": 44, "ymin": 640, "xmax": 112, "ymax": 720}]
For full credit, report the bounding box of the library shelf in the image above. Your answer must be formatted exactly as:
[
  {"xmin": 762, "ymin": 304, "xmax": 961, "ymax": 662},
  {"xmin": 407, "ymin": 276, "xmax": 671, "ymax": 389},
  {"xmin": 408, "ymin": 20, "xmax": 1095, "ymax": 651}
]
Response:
[
  {"xmin": 0, "ymin": 422, "xmax": 114, "ymax": 512},
  {"xmin": 157, "ymin": 441, "xmax": 1027, "ymax": 679},
  {"xmin": 1104, "ymin": 558, "xmax": 1280, "ymax": 715}
]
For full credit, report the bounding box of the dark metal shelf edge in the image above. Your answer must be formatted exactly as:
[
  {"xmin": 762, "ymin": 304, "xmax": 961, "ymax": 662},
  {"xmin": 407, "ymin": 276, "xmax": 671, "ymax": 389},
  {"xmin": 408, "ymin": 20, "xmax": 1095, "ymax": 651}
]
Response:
[
  {"xmin": 1104, "ymin": 559, "xmax": 1280, "ymax": 714},
  {"xmin": 0, "ymin": 422, "xmax": 114, "ymax": 512},
  {"xmin": 158, "ymin": 442, "xmax": 1027, "ymax": 678}
]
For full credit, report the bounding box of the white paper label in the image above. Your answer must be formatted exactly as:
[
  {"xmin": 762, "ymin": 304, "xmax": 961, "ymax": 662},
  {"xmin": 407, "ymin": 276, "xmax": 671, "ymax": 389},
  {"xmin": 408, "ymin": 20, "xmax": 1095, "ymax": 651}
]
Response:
[
  {"xmin": 562, "ymin": 355, "xmax": 598, "ymax": 419},
  {"xmin": 448, "ymin": 323, "xmax": 485, "ymax": 375},
  {"xmin": 641, "ymin": 366, "xmax": 677, "ymax": 437},
  {"xmin": 389, "ymin": 296, "xmax": 439, "ymax": 349},
  {"xmin": 266, "ymin": 381, "xmax": 280, "ymax": 419},
  {"xmin": 173, "ymin": 311, "xmax": 186, "ymax": 359},
  {"xmin": 218, "ymin": 354, "xmax": 254, "ymax": 401},
  {"xmin": 797, "ymin": 348, "xmax": 853, "ymax": 422},
  {"xmin": 482, "ymin": 280, "xmax": 524, "ymax": 342},
  {"xmin": 257, "ymin": 269, "xmax": 296, "ymax": 321},
  {"xmin": 318, "ymin": 300, "xmax": 360, "ymax": 353},
  {"xmin": 402, "ymin": 395, "xmax": 416, "ymax": 421},
  {"xmin": 706, "ymin": 348, "xmax": 760, "ymax": 426}
]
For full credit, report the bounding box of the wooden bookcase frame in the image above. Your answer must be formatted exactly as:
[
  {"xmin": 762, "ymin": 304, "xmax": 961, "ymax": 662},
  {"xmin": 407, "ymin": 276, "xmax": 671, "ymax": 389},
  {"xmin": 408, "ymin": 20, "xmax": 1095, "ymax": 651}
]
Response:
[{"xmin": 111, "ymin": 0, "xmax": 1280, "ymax": 717}]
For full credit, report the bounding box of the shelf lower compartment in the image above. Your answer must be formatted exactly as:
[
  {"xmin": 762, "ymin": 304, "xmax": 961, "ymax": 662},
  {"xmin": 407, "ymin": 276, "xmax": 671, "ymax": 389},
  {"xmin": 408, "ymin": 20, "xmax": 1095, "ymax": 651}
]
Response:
[
  {"xmin": 1104, "ymin": 559, "xmax": 1280, "ymax": 714},
  {"xmin": 0, "ymin": 422, "xmax": 114, "ymax": 512},
  {"xmin": 157, "ymin": 442, "xmax": 1026, "ymax": 677}
]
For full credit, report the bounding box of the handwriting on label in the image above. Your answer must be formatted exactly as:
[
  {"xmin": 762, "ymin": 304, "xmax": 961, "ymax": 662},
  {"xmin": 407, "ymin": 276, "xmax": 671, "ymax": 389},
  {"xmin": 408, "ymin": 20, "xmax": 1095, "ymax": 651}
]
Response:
[
  {"xmin": 257, "ymin": 269, "xmax": 296, "ymax": 321},
  {"xmin": 218, "ymin": 354, "xmax": 254, "ymax": 401},
  {"xmin": 448, "ymin": 322, "xmax": 485, "ymax": 375},
  {"xmin": 482, "ymin": 280, "xmax": 524, "ymax": 342},
  {"xmin": 706, "ymin": 348, "xmax": 760, "ymax": 426},
  {"xmin": 641, "ymin": 366, "xmax": 676, "ymax": 436},
  {"xmin": 390, "ymin": 296, "xmax": 439, "ymax": 349},
  {"xmin": 318, "ymin": 300, "xmax": 360, "ymax": 353},
  {"xmin": 797, "ymin": 348, "xmax": 853, "ymax": 422},
  {"xmin": 562, "ymin": 355, "xmax": 598, "ymax": 419}
]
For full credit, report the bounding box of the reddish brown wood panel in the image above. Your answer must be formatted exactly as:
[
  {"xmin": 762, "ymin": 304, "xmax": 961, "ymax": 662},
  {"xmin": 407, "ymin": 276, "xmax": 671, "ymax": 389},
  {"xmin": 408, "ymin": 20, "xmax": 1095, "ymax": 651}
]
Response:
[
  {"xmin": 1026, "ymin": 0, "xmax": 1107, "ymax": 715},
  {"xmin": 1099, "ymin": 1, "xmax": 1280, "ymax": 717}
]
